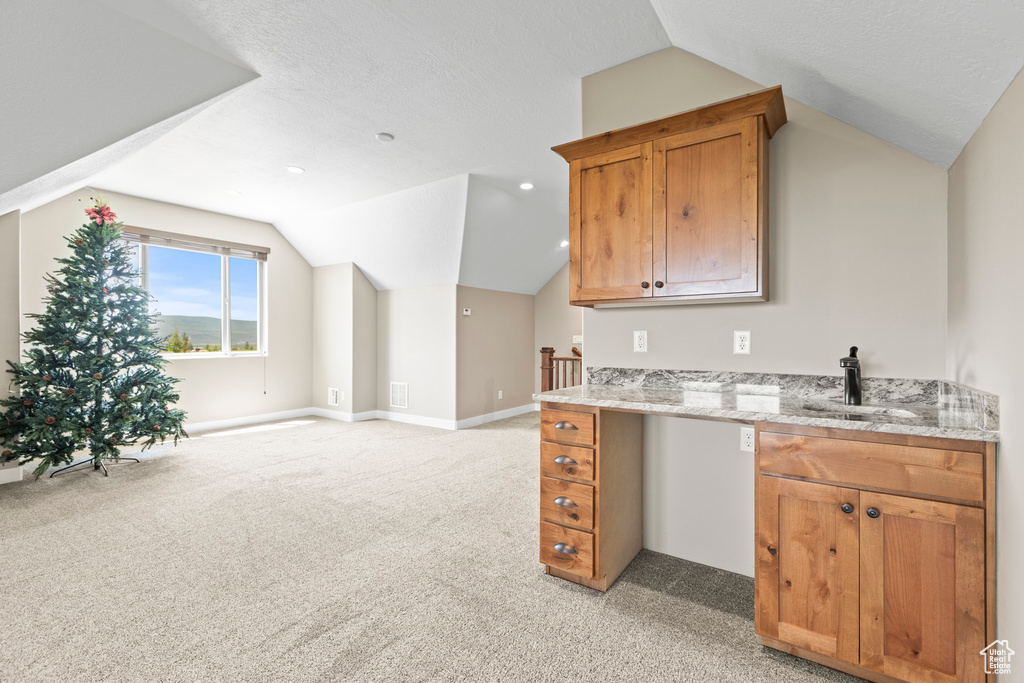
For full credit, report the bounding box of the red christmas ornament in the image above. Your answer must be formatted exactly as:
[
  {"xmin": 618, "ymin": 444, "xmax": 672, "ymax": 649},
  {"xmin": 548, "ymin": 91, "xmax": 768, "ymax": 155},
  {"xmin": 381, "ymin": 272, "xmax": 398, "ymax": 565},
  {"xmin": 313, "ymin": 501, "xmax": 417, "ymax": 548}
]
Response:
[
  {"xmin": 65, "ymin": 389, "xmax": 74, "ymax": 396},
  {"xmin": 22, "ymin": 399, "xmax": 33, "ymax": 406},
  {"xmin": 119, "ymin": 393, "xmax": 128, "ymax": 400},
  {"xmin": 152, "ymin": 425, "xmax": 161, "ymax": 431},
  {"xmin": 42, "ymin": 374, "xmax": 51, "ymax": 381},
  {"xmin": 74, "ymin": 238, "xmax": 84, "ymax": 246},
  {"xmin": 44, "ymin": 417, "xmax": 56, "ymax": 425},
  {"xmin": 85, "ymin": 427, "xmax": 92, "ymax": 434},
  {"xmin": 92, "ymin": 373, "xmax": 102, "ymax": 380}
]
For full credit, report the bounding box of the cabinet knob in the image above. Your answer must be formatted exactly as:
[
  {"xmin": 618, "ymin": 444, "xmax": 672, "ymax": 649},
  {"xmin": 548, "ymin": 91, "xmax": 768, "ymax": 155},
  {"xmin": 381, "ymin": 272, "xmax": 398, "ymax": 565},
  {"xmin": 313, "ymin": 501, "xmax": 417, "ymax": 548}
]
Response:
[
  {"xmin": 553, "ymin": 543, "xmax": 578, "ymax": 555},
  {"xmin": 841, "ymin": 503, "xmax": 854, "ymax": 514},
  {"xmin": 553, "ymin": 496, "xmax": 578, "ymax": 508},
  {"xmin": 866, "ymin": 507, "xmax": 881, "ymax": 519},
  {"xmin": 553, "ymin": 455, "xmax": 577, "ymax": 465},
  {"xmin": 641, "ymin": 281, "xmax": 650, "ymax": 289},
  {"xmin": 655, "ymin": 281, "xmax": 664, "ymax": 288}
]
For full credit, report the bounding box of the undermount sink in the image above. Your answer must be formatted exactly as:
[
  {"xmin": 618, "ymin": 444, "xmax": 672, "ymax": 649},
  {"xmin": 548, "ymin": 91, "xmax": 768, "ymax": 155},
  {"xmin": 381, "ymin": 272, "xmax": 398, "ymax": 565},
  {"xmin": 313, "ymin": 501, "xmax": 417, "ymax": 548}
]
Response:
[{"xmin": 800, "ymin": 399, "xmax": 918, "ymax": 419}]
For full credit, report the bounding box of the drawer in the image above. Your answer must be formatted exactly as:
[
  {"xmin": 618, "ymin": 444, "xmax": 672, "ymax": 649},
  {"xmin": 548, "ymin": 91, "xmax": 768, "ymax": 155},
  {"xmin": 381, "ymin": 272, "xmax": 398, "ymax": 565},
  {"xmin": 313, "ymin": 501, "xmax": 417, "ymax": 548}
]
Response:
[
  {"xmin": 758, "ymin": 431, "xmax": 985, "ymax": 503},
  {"xmin": 540, "ymin": 441, "xmax": 595, "ymax": 482},
  {"xmin": 540, "ymin": 521, "xmax": 595, "ymax": 579},
  {"xmin": 541, "ymin": 409, "xmax": 595, "ymax": 446},
  {"xmin": 540, "ymin": 477, "xmax": 595, "ymax": 530}
]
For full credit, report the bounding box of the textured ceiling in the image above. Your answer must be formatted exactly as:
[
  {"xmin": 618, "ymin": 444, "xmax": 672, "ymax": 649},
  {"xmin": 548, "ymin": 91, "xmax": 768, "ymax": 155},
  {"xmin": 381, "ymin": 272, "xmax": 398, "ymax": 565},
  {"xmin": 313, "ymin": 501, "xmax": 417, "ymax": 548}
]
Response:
[
  {"xmin": 6, "ymin": 0, "xmax": 1024, "ymax": 294},
  {"xmin": 86, "ymin": 0, "xmax": 669, "ymax": 225},
  {"xmin": 649, "ymin": 0, "xmax": 1024, "ymax": 168},
  {"xmin": 0, "ymin": 0, "xmax": 257, "ymax": 216}
]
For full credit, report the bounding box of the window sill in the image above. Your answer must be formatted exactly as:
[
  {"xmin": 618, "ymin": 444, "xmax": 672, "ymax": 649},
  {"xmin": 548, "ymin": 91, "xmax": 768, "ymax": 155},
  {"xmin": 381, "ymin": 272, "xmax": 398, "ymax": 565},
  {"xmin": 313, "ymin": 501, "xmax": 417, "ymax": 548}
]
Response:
[{"xmin": 162, "ymin": 352, "xmax": 266, "ymax": 360}]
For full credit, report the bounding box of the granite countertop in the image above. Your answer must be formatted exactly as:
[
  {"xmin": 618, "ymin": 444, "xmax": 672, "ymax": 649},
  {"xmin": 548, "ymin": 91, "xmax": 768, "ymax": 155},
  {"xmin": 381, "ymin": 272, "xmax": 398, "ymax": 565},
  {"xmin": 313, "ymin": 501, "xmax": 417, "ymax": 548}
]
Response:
[{"xmin": 533, "ymin": 368, "xmax": 999, "ymax": 442}]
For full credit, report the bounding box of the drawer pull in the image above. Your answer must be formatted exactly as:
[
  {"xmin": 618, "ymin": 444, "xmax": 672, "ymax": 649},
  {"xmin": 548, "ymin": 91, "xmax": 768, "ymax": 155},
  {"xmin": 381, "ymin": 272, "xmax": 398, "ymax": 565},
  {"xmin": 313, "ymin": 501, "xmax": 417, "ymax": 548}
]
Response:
[
  {"xmin": 553, "ymin": 496, "xmax": 577, "ymax": 508},
  {"xmin": 553, "ymin": 455, "xmax": 577, "ymax": 465},
  {"xmin": 554, "ymin": 421, "xmax": 578, "ymax": 431},
  {"xmin": 553, "ymin": 543, "xmax": 578, "ymax": 555}
]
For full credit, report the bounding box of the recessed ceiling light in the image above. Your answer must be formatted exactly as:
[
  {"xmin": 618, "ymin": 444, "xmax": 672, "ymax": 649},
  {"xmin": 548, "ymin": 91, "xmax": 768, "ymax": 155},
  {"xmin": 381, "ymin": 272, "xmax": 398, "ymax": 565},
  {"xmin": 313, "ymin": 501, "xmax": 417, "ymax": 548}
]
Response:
[
  {"xmin": 286, "ymin": 166, "xmax": 305, "ymax": 174},
  {"xmin": 376, "ymin": 132, "xmax": 395, "ymax": 142},
  {"xmin": 520, "ymin": 182, "xmax": 534, "ymax": 190},
  {"xmin": 226, "ymin": 190, "xmax": 243, "ymax": 196},
  {"xmin": 560, "ymin": 240, "xmax": 569, "ymax": 248}
]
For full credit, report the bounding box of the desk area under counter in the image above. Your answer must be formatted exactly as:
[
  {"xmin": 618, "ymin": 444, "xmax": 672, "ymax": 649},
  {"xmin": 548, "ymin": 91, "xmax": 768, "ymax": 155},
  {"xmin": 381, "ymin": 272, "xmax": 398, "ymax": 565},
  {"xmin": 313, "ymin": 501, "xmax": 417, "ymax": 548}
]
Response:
[{"xmin": 534, "ymin": 368, "xmax": 999, "ymax": 683}]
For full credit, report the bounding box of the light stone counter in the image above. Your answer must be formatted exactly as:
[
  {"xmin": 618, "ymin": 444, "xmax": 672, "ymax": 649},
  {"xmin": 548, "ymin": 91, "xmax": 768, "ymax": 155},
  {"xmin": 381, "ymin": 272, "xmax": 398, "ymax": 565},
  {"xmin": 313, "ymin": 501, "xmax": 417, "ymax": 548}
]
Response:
[{"xmin": 534, "ymin": 368, "xmax": 999, "ymax": 442}]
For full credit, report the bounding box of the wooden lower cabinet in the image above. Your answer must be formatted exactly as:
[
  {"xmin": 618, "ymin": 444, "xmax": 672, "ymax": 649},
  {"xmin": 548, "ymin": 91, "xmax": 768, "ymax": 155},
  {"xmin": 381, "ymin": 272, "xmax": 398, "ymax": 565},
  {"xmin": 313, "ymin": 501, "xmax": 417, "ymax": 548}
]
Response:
[
  {"xmin": 539, "ymin": 404, "xmax": 642, "ymax": 591},
  {"xmin": 756, "ymin": 423, "xmax": 995, "ymax": 683}
]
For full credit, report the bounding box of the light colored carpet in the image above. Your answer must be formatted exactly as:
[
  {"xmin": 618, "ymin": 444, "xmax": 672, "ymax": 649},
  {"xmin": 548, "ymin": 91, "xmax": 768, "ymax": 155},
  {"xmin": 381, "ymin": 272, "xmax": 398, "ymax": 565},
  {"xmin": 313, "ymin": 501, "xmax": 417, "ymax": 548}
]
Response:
[{"xmin": 0, "ymin": 414, "xmax": 857, "ymax": 682}]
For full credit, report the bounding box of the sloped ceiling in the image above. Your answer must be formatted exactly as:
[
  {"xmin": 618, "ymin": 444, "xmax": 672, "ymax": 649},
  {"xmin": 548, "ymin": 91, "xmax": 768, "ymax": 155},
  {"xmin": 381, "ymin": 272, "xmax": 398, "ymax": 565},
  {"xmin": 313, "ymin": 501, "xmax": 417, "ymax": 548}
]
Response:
[
  {"xmin": 0, "ymin": 0, "xmax": 258, "ymax": 216},
  {"xmin": 649, "ymin": 0, "xmax": 1024, "ymax": 168},
  {"xmin": 5, "ymin": 1, "xmax": 1024, "ymax": 294}
]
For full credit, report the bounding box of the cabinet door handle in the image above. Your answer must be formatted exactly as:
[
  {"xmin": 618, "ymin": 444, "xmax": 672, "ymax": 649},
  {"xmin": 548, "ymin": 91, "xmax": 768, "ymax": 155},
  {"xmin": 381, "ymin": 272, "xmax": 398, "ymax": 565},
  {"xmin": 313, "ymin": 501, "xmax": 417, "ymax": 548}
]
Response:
[
  {"xmin": 554, "ymin": 421, "xmax": 578, "ymax": 430},
  {"xmin": 553, "ymin": 543, "xmax": 578, "ymax": 555},
  {"xmin": 655, "ymin": 281, "xmax": 664, "ymax": 288},
  {"xmin": 553, "ymin": 455, "xmax": 577, "ymax": 465},
  {"xmin": 641, "ymin": 281, "xmax": 650, "ymax": 289},
  {"xmin": 841, "ymin": 503, "xmax": 854, "ymax": 514},
  {"xmin": 866, "ymin": 507, "xmax": 881, "ymax": 519},
  {"xmin": 553, "ymin": 496, "xmax": 577, "ymax": 508}
]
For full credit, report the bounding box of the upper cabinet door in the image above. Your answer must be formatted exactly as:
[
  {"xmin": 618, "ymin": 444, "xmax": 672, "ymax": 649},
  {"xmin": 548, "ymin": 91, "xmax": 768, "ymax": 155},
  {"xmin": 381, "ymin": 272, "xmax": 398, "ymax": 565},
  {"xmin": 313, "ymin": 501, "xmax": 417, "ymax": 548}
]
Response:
[
  {"xmin": 571, "ymin": 143, "xmax": 653, "ymax": 303},
  {"xmin": 654, "ymin": 117, "xmax": 765, "ymax": 299},
  {"xmin": 859, "ymin": 492, "xmax": 987, "ymax": 683}
]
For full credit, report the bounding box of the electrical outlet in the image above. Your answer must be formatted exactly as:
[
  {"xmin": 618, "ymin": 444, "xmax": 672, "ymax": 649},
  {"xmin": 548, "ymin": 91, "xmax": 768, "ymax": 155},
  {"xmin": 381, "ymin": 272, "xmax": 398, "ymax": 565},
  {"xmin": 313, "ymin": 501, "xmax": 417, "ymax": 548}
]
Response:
[
  {"xmin": 734, "ymin": 330, "xmax": 751, "ymax": 355},
  {"xmin": 573, "ymin": 335, "xmax": 583, "ymax": 344},
  {"xmin": 498, "ymin": 390, "xmax": 503, "ymax": 399},
  {"xmin": 633, "ymin": 330, "xmax": 647, "ymax": 353},
  {"xmin": 740, "ymin": 427, "xmax": 755, "ymax": 452}
]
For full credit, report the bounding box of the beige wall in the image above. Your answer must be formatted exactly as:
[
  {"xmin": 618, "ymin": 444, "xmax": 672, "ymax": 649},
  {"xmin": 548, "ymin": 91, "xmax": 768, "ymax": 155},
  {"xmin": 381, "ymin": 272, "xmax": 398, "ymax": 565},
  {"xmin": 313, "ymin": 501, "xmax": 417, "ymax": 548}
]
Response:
[
  {"xmin": 352, "ymin": 265, "xmax": 378, "ymax": 415},
  {"xmin": 533, "ymin": 262, "xmax": 583, "ymax": 393},
  {"xmin": 581, "ymin": 48, "xmax": 948, "ymax": 576},
  {"xmin": 0, "ymin": 210, "xmax": 21, "ymax": 481},
  {"xmin": 947, "ymin": 66, "xmax": 1024, "ymax": 653},
  {"xmin": 455, "ymin": 285, "xmax": 535, "ymax": 421},
  {"xmin": 377, "ymin": 285, "xmax": 457, "ymax": 422},
  {"xmin": 311, "ymin": 263, "xmax": 355, "ymax": 414},
  {"xmin": 20, "ymin": 189, "xmax": 313, "ymax": 427}
]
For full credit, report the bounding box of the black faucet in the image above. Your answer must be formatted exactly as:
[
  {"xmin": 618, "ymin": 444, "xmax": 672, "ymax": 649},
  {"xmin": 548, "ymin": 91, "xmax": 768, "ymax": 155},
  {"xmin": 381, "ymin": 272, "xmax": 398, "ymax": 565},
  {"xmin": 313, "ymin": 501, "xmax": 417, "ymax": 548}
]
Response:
[{"xmin": 841, "ymin": 346, "xmax": 862, "ymax": 405}]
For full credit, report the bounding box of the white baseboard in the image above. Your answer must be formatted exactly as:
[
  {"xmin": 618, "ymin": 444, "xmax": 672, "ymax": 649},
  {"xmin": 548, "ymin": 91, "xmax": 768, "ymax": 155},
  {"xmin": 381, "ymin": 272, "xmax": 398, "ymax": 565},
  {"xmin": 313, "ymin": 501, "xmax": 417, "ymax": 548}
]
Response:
[
  {"xmin": 455, "ymin": 403, "xmax": 538, "ymax": 430},
  {"xmin": 376, "ymin": 410, "xmax": 458, "ymax": 430},
  {"xmin": 0, "ymin": 462, "xmax": 23, "ymax": 485},
  {"xmin": 186, "ymin": 408, "xmax": 315, "ymax": 434},
  {"xmin": 310, "ymin": 407, "xmax": 377, "ymax": 422}
]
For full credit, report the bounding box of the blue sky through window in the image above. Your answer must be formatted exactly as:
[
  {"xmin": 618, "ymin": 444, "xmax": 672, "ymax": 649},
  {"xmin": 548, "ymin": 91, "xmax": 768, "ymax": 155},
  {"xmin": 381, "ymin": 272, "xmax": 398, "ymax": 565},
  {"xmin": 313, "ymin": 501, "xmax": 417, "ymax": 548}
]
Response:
[
  {"xmin": 147, "ymin": 247, "xmax": 222, "ymax": 319},
  {"xmin": 229, "ymin": 257, "xmax": 258, "ymax": 321}
]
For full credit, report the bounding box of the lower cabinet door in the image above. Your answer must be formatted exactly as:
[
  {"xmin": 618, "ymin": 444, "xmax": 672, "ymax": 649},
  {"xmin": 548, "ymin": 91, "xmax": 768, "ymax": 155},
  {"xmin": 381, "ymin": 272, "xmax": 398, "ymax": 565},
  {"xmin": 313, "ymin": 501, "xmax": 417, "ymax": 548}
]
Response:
[
  {"xmin": 859, "ymin": 492, "xmax": 986, "ymax": 683},
  {"xmin": 756, "ymin": 476, "xmax": 861, "ymax": 663}
]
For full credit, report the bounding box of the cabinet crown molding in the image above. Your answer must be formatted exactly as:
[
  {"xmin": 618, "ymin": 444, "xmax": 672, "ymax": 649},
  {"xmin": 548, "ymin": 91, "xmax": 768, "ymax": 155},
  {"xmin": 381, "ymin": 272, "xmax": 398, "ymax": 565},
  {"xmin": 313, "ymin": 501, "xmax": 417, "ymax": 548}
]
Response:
[{"xmin": 553, "ymin": 85, "xmax": 787, "ymax": 162}]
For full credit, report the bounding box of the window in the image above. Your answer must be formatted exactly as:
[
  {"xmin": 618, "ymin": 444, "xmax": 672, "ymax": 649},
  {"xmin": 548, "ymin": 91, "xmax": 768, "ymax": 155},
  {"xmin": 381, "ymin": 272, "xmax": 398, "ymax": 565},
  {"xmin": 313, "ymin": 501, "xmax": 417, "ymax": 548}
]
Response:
[{"xmin": 121, "ymin": 227, "xmax": 269, "ymax": 356}]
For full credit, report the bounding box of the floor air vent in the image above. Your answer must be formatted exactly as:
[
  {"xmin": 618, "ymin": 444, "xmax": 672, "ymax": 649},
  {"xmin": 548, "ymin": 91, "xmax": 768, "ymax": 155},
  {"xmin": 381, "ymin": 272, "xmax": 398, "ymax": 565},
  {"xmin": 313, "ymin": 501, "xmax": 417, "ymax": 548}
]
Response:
[{"xmin": 390, "ymin": 382, "xmax": 408, "ymax": 409}]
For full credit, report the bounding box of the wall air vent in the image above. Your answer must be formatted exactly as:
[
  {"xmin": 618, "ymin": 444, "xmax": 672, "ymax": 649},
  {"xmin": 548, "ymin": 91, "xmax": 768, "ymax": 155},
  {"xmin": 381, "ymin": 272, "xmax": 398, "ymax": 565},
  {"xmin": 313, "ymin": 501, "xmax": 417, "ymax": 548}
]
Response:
[{"xmin": 390, "ymin": 382, "xmax": 408, "ymax": 409}]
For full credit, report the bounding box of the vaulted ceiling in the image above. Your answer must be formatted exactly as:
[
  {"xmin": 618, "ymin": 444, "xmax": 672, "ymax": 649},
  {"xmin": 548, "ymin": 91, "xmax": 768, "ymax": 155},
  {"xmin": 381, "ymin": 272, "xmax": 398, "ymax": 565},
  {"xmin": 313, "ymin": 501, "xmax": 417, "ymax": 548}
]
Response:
[{"xmin": 3, "ymin": 0, "xmax": 1023, "ymax": 294}]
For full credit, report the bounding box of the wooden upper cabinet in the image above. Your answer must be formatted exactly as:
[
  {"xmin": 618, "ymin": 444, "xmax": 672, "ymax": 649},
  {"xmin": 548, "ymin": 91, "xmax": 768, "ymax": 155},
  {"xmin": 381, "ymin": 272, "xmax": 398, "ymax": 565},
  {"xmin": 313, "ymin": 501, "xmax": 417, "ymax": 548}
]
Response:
[{"xmin": 554, "ymin": 86, "xmax": 786, "ymax": 307}]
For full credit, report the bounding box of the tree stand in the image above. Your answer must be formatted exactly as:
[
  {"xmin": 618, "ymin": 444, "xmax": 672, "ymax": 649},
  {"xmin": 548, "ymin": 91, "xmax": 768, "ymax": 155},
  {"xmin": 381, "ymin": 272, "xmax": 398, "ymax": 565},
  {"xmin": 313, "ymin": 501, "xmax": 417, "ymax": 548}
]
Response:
[{"xmin": 48, "ymin": 455, "xmax": 140, "ymax": 478}]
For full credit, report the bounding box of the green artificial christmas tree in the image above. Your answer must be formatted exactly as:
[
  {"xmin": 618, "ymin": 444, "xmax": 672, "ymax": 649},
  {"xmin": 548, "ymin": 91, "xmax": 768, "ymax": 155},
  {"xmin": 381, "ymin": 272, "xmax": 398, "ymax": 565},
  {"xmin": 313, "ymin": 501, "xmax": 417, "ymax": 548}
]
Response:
[{"xmin": 0, "ymin": 199, "xmax": 187, "ymax": 477}]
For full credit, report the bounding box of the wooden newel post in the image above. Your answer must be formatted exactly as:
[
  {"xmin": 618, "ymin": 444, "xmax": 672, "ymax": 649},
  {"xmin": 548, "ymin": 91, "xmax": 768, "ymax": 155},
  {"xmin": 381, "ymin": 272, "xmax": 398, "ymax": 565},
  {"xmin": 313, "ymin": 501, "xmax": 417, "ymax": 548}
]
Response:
[{"xmin": 540, "ymin": 347, "xmax": 555, "ymax": 392}]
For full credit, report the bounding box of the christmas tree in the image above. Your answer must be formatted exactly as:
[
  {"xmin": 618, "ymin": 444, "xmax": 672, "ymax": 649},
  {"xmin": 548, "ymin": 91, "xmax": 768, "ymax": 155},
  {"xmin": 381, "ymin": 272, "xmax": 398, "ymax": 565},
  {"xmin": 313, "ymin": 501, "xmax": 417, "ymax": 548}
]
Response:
[{"xmin": 0, "ymin": 199, "xmax": 187, "ymax": 477}]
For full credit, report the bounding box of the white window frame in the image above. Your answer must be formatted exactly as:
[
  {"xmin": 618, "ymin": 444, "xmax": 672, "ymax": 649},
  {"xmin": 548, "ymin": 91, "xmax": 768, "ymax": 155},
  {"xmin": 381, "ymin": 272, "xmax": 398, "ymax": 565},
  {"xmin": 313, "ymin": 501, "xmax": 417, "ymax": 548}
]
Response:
[{"xmin": 135, "ymin": 243, "xmax": 268, "ymax": 359}]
